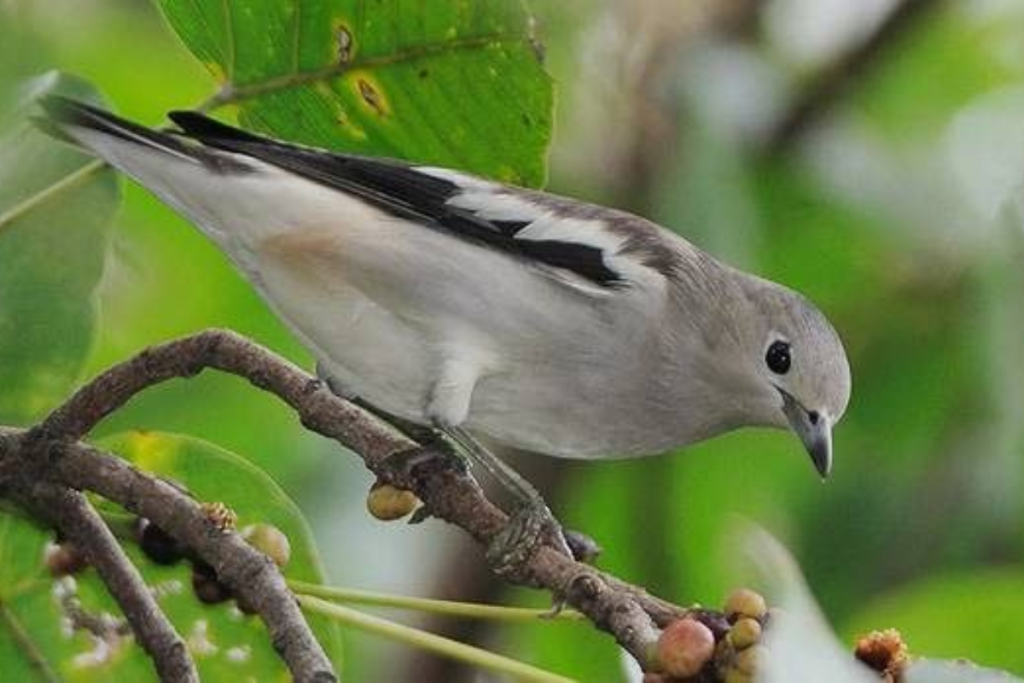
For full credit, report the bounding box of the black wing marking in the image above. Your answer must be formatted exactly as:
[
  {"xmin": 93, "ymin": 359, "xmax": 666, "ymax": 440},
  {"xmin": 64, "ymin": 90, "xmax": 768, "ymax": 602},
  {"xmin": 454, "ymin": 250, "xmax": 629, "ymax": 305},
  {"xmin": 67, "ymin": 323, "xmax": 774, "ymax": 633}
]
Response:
[{"xmin": 168, "ymin": 111, "xmax": 623, "ymax": 286}]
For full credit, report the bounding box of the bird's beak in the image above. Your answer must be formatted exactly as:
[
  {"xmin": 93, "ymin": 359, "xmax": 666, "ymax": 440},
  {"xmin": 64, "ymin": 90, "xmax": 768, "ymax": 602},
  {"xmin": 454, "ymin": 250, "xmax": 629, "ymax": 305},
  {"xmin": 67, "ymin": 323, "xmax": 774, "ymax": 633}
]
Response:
[{"xmin": 778, "ymin": 389, "xmax": 832, "ymax": 479}]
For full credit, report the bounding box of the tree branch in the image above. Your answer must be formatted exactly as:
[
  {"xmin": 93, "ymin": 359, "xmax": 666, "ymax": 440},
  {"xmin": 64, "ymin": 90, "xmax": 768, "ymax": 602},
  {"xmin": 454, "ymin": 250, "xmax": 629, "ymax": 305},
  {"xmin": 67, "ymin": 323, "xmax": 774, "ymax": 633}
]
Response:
[
  {"xmin": 12, "ymin": 478, "xmax": 197, "ymax": 682},
  {"xmin": 0, "ymin": 426, "xmax": 337, "ymax": 682},
  {"xmin": 24, "ymin": 328, "xmax": 702, "ymax": 667}
]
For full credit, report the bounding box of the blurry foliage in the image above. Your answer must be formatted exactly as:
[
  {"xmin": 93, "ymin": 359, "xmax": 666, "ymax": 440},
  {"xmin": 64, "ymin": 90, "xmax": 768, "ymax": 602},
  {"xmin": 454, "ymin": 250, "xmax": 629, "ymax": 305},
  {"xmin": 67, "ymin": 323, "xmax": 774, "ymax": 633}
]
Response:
[
  {"xmin": 1, "ymin": 0, "xmax": 1024, "ymax": 680},
  {"xmin": 0, "ymin": 72, "xmax": 117, "ymax": 424}
]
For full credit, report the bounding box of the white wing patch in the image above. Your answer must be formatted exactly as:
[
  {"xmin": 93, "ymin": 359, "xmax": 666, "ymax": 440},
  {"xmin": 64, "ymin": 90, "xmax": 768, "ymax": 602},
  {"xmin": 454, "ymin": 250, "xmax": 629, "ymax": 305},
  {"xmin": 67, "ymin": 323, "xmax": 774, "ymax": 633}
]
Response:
[{"xmin": 417, "ymin": 165, "xmax": 670, "ymax": 290}]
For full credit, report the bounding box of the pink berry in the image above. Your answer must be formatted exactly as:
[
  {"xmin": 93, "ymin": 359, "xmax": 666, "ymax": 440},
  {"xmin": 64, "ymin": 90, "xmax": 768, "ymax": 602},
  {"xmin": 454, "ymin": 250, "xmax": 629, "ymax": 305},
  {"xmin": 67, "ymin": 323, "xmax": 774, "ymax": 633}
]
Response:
[{"xmin": 656, "ymin": 618, "xmax": 716, "ymax": 678}]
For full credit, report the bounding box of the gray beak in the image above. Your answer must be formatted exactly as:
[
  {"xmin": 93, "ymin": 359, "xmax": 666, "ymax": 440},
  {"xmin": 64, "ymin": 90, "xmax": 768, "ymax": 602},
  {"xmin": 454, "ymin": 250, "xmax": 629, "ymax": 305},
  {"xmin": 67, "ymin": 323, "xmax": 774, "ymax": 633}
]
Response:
[{"xmin": 779, "ymin": 389, "xmax": 832, "ymax": 478}]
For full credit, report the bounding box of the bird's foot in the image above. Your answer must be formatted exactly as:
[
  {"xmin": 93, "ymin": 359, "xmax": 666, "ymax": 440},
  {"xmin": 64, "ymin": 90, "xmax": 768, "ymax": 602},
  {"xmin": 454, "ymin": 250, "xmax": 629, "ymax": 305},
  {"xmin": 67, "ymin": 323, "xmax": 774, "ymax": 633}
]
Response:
[
  {"xmin": 375, "ymin": 443, "xmax": 469, "ymax": 525},
  {"xmin": 486, "ymin": 500, "xmax": 573, "ymax": 580},
  {"xmin": 378, "ymin": 443, "xmax": 469, "ymax": 483}
]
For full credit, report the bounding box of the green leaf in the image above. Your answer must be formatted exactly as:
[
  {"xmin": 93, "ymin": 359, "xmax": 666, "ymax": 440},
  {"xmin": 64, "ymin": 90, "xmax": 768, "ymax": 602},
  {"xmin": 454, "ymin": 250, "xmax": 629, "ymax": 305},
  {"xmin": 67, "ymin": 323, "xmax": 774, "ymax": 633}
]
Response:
[
  {"xmin": 0, "ymin": 71, "xmax": 119, "ymax": 424},
  {"xmin": 0, "ymin": 431, "xmax": 342, "ymax": 680},
  {"xmin": 158, "ymin": 0, "xmax": 553, "ymax": 187}
]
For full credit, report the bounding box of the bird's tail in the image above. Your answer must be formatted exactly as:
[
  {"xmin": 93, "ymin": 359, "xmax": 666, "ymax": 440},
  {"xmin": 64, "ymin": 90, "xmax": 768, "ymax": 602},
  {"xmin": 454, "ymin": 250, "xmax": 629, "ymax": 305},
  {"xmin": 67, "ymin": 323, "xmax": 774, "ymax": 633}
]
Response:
[
  {"xmin": 40, "ymin": 96, "xmax": 203, "ymax": 166},
  {"xmin": 38, "ymin": 96, "xmax": 253, "ymax": 232}
]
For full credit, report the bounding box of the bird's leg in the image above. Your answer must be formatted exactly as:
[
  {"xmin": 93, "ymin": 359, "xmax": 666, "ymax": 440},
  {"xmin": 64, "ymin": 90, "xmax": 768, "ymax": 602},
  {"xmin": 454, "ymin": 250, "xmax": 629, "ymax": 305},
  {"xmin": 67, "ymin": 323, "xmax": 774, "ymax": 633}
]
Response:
[
  {"xmin": 443, "ymin": 426, "xmax": 573, "ymax": 574},
  {"xmin": 315, "ymin": 362, "xmax": 466, "ymax": 479},
  {"xmin": 424, "ymin": 355, "xmax": 573, "ymax": 571}
]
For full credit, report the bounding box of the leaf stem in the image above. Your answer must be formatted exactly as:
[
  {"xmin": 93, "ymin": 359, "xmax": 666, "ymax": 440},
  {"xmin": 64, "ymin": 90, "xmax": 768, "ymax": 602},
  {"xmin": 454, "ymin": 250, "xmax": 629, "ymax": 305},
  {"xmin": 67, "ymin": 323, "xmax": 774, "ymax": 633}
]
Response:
[
  {"xmin": 297, "ymin": 595, "xmax": 575, "ymax": 683},
  {"xmin": 0, "ymin": 159, "xmax": 105, "ymax": 237},
  {"xmin": 288, "ymin": 579, "xmax": 584, "ymax": 622}
]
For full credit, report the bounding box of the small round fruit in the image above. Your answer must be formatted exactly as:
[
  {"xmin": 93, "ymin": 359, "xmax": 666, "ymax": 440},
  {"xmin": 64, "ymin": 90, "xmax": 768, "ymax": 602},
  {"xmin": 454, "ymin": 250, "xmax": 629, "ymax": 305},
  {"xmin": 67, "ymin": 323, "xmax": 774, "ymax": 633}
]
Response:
[
  {"xmin": 44, "ymin": 541, "xmax": 87, "ymax": 577},
  {"xmin": 724, "ymin": 588, "xmax": 767, "ymax": 622},
  {"xmin": 729, "ymin": 617, "xmax": 762, "ymax": 650},
  {"xmin": 135, "ymin": 517, "xmax": 185, "ymax": 565},
  {"xmin": 725, "ymin": 669, "xmax": 753, "ymax": 683},
  {"xmin": 656, "ymin": 618, "xmax": 715, "ymax": 679},
  {"xmin": 734, "ymin": 644, "xmax": 768, "ymax": 675},
  {"xmin": 241, "ymin": 524, "xmax": 291, "ymax": 568},
  {"xmin": 366, "ymin": 482, "xmax": 419, "ymax": 521},
  {"xmin": 191, "ymin": 561, "xmax": 232, "ymax": 604}
]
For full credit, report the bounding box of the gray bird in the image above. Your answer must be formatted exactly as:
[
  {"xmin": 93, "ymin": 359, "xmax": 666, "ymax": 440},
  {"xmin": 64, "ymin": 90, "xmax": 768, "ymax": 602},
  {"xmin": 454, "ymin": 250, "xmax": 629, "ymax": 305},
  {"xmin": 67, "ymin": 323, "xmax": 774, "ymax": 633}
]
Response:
[{"xmin": 42, "ymin": 98, "xmax": 851, "ymax": 557}]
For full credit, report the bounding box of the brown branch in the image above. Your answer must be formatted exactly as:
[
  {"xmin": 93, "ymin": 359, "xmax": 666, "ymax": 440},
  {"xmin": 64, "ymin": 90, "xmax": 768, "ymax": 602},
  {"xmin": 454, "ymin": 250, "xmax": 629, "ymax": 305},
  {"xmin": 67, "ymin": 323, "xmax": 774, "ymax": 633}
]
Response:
[
  {"xmin": 763, "ymin": 0, "xmax": 945, "ymax": 156},
  {"xmin": 0, "ymin": 426, "xmax": 336, "ymax": 682},
  {"xmin": 26, "ymin": 328, "xmax": 697, "ymax": 667},
  {"xmin": 12, "ymin": 477, "xmax": 197, "ymax": 682}
]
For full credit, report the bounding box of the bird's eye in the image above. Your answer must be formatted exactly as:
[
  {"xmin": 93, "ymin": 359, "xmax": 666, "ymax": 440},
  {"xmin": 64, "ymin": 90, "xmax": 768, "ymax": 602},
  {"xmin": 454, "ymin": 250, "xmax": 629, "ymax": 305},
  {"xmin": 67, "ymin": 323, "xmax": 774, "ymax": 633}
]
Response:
[{"xmin": 765, "ymin": 340, "xmax": 791, "ymax": 375}]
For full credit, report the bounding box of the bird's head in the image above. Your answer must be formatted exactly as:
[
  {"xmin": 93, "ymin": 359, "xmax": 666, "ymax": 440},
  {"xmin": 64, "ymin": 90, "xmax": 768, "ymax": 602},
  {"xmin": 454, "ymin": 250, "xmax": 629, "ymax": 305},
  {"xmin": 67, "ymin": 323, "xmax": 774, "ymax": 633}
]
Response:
[{"xmin": 730, "ymin": 279, "xmax": 851, "ymax": 478}]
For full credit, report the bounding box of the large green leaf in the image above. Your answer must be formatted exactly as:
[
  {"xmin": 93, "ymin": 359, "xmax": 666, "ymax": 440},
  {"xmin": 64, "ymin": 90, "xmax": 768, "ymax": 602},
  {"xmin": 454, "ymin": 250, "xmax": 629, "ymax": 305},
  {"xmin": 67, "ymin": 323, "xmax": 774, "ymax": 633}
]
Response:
[
  {"xmin": 0, "ymin": 71, "xmax": 118, "ymax": 424},
  {"xmin": 158, "ymin": 0, "xmax": 553, "ymax": 187},
  {"xmin": 0, "ymin": 431, "xmax": 342, "ymax": 680}
]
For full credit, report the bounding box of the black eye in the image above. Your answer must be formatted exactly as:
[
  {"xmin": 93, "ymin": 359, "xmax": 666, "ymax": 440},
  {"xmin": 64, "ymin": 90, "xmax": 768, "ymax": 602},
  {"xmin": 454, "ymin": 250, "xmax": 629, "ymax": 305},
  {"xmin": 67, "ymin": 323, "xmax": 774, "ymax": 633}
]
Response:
[{"xmin": 765, "ymin": 340, "xmax": 791, "ymax": 375}]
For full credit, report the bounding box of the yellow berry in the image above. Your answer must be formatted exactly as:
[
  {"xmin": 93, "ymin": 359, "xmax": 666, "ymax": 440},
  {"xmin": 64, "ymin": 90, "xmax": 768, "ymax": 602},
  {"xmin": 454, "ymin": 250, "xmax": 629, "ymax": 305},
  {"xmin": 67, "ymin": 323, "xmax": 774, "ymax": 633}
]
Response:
[
  {"xmin": 734, "ymin": 644, "xmax": 768, "ymax": 675},
  {"xmin": 241, "ymin": 524, "xmax": 292, "ymax": 568},
  {"xmin": 366, "ymin": 482, "xmax": 420, "ymax": 521},
  {"xmin": 724, "ymin": 668, "xmax": 753, "ymax": 683},
  {"xmin": 656, "ymin": 618, "xmax": 715, "ymax": 679},
  {"xmin": 724, "ymin": 588, "xmax": 767, "ymax": 621},
  {"xmin": 729, "ymin": 617, "xmax": 762, "ymax": 649}
]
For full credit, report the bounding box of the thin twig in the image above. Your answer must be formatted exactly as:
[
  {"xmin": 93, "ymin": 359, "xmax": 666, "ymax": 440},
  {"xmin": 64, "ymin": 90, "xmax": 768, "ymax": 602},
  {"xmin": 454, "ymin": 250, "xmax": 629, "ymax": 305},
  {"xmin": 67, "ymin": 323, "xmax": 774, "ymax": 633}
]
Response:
[
  {"xmin": 15, "ymin": 479, "xmax": 196, "ymax": 682},
  {"xmin": 22, "ymin": 434, "xmax": 335, "ymax": 682}
]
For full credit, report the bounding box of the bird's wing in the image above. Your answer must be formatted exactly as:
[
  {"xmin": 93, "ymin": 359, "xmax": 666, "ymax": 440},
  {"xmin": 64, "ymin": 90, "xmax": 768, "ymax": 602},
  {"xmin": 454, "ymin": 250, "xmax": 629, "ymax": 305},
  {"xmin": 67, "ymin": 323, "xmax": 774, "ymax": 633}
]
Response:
[{"xmin": 168, "ymin": 111, "xmax": 681, "ymax": 293}]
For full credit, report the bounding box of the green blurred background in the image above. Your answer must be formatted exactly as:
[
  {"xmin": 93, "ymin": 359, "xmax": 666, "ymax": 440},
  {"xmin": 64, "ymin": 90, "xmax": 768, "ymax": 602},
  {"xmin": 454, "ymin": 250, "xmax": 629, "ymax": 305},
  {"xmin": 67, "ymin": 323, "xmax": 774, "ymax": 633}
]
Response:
[{"xmin": 4, "ymin": 0, "xmax": 1024, "ymax": 680}]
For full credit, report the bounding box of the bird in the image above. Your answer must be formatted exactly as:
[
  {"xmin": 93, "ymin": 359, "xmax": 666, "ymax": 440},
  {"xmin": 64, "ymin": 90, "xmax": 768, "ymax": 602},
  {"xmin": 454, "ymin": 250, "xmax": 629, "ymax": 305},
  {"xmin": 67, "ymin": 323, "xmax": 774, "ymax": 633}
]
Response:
[{"xmin": 41, "ymin": 96, "xmax": 851, "ymax": 561}]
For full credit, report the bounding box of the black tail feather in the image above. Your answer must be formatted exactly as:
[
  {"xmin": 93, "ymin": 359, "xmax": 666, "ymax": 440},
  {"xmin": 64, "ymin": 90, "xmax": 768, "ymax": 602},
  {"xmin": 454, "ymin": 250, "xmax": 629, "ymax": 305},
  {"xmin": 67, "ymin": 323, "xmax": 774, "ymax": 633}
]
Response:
[
  {"xmin": 39, "ymin": 95, "xmax": 198, "ymax": 160},
  {"xmin": 168, "ymin": 110, "xmax": 268, "ymax": 145},
  {"xmin": 38, "ymin": 96, "xmax": 260, "ymax": 173}
]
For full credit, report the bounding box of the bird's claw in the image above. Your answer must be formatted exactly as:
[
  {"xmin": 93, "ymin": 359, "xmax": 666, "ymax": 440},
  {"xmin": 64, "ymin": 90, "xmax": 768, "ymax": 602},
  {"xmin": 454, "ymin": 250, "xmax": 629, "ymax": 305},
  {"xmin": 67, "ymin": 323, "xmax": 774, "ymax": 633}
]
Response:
[
  {"xmin": 379, "ymin": 444, "xmax": 469, "ymax": 482},
  {"xmin": 486, "ymin": 502, "xmax": 572, "ymax": 580}
]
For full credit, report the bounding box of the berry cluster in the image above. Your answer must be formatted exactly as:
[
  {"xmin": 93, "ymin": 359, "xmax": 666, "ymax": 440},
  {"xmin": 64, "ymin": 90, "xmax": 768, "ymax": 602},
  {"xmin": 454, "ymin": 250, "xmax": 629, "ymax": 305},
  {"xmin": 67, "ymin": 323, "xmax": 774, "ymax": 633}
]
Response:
[
  {"xmin": 648, "ymin": 588, "xmax": 771, "ymax": 682},
  {"xmin": 183, "ymin": 522, "xmax": 292, "ymax": 609},
  {"xmin": 45, "ymin": 514, "xmax": 292, "ymax": 614}
]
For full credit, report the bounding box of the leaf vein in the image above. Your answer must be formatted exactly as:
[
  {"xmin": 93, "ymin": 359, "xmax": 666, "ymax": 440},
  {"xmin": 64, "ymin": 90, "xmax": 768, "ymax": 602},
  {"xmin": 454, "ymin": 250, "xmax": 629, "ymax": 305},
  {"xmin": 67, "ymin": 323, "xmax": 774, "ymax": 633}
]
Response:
[{"xmin": 217, "ymin": 33, "xmax": 529, "ymax": 108}]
